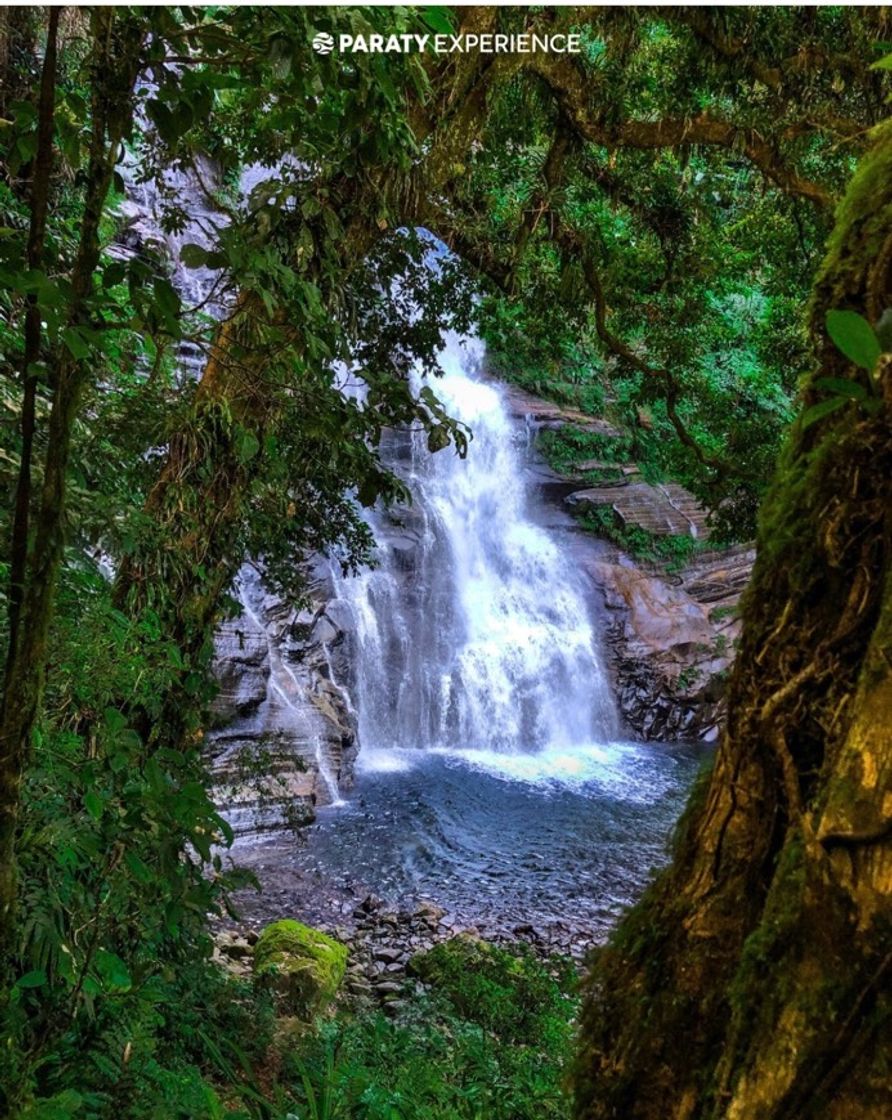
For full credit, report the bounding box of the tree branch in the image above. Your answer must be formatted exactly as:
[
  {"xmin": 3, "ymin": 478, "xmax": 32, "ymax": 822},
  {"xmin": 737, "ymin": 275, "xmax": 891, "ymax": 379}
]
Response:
[{"xmin": 528, "ymin": 53, "xmax": 833, "ymax": 208}]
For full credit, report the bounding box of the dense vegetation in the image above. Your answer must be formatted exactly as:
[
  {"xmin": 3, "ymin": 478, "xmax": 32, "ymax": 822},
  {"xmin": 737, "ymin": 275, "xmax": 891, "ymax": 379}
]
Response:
[
  {"xmin": 290, "ymin": 939, "xmax": 578, "ymax": 1120},
  {"xmin": 0, "ymin": 6, "xmax": 890, "ymax": 1119}
]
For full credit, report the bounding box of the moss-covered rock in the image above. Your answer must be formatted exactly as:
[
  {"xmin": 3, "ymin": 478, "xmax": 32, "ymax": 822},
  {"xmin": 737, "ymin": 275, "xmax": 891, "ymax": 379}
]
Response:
[{"xmin": 253, "ymin": 919, "xmax": 347, "ymax": 1019}]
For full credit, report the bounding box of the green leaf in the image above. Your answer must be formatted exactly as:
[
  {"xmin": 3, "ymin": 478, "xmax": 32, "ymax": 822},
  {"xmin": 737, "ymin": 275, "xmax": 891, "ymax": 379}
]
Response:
[
  {"xmin": 421, "ymin": 7, "xmax": 454, "ymax": 35},
  {"xmin": 153, "ymin": 276, "xmax": 181, "ymax": 318},
  {"xmin": 427, "ymin": 424, "xmax": 451, "ymax": 453},
  {"xmin": 125, "ymin": 851, "xmax": 153, "ymax": 884},
  {"xmin": 146, "ymin": 99, "xmax": 180, "ymax": 145},
  {"xmin": 15, "ymin": 968, "xmax": 47, "ymax": 989},
  {"xmin": 94, "ymin": 948, "xmax": 132, "ymax": 992},
  {"xmin": 235, "ymin": 429, "xmax": 260, "ymax": 463},
  {"xmin": 104, "ymin": 707, "xmax": 127, "ymax": 733},
  {"xmin": 357, "ymin": 475, "xmax": 380, "ymax": 507},
  {"xmin": 870, "ymin": 52, "xmax": 892, "ymax": 71},
  {"xmin": 813, "ymin": 377, "xmax": 868, "ymax": 401},
  {"xmin": 103, "ymin": 261, "xmax": 127, "ymax": 288},
  {"xmin": 826, "ymin": 310, "xmax": 881, "ymax": 371},
  {"xmin": 61, "ymin": 326, "xmax": 91, "ymax": 360},
  {"xmin": 800, "ymin": 395, "xmax": 848, "ymax": 430},
  {"xmin": 180, "ymin": 243, "xmax": 209, "ymax": 268},
  {"xmin": 84, "ymin": 790, "xmax": 103, "ymax": 821}
]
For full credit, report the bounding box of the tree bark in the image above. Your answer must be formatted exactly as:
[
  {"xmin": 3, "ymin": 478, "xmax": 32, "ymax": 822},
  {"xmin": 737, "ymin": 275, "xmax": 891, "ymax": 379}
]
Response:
[{"xmin": 574, "ymin": 120, "xmax": 892, "ymax": 1119}]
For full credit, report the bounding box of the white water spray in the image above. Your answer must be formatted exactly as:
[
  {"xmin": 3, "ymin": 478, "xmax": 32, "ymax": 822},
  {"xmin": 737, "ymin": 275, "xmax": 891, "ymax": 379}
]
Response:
[{"xmin": 336, "ymin": 335, "xmax": 617, "ymax": 766}]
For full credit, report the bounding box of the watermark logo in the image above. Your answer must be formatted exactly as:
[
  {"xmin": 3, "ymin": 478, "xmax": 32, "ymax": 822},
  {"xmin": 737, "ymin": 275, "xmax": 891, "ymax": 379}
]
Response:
[{"xmin": 311, "ymin": 31, "xmax": 581, "ymax": 57}]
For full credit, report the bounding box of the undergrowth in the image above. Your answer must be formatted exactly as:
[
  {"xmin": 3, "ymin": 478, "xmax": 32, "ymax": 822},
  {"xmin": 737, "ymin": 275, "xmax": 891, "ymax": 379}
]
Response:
[
  {"xmin": 283, "ymin": 938, "xmax": 579, "ymax": 1120},
  {"xmin": 536, "ymin": 427, "xmax": 634, "ymax": 477}
]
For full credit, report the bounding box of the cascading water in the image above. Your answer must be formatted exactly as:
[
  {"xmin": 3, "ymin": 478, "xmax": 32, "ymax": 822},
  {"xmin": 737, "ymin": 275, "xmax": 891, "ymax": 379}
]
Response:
[{"xmin": 335, "ymin": 334, "xmax": 617, "ymax": 769}]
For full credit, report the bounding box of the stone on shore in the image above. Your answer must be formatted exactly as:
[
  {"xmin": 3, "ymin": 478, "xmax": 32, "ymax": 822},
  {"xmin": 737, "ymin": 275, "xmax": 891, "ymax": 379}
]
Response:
[{"xmin": 253, "ymin": 919, "xmax": 347, "ymax": 1019}]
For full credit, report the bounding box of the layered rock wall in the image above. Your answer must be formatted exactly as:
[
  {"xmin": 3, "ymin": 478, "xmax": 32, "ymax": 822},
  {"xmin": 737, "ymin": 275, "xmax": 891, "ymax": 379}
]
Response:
[{"xmin": 207, "ymin": 564, "xmax": 356, "ymax": 833}]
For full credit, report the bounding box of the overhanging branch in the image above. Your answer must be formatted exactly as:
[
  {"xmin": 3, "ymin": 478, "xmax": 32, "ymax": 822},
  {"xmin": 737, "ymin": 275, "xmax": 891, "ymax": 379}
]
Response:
[{"xmin": 528, "ymin": 53, "xmax": 833, "ymax": 209}]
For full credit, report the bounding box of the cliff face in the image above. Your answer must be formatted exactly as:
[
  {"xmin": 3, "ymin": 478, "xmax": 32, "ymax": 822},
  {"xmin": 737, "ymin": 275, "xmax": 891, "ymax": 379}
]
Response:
[
  {"xmin": 589, "ymin": 545, "xmax": 753, "ymax": 741},
  {"xmin": 207, "ymin": 563, "xmax": 357, "ymax": 833}
]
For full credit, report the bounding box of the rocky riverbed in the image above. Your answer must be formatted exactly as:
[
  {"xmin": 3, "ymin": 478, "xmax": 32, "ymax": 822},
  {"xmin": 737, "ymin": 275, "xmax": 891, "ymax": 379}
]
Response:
[{"xmin": 214, "ymin": 889, "xmax": 587, "ymax": 1015}]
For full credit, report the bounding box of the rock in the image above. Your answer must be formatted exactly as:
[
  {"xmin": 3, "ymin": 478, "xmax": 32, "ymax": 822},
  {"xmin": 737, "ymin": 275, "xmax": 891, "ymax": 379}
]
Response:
[
  {"xmin": 499, "ymin": 382, "xmax": 622, "ymax": 440},
  {"xmin": 215, "ymin": 930, "xmax": 252, "ymax": 959},
  {"xmin": 414, "ymin": 901, "xmax": 445, "ymax": 926},
  {"xmin": 374, "ymin": 981, "xmax": 403, "ymax": 995},
  {"xmin": 211, "ymin": 944, "xmax": 252, "ymax": 980},
  {"xmin": 253, "ymin": 919, "xmax": 347, "ymax": 1019},
  {"xmin": 373, "ymin": 947, "xmax": 404, "ymax": 964},
  {"xmin": 582, "ymin": 544, "xmax": 753, "ymax": 740},
  {"xmin": 566, "ymin": 480, "xmax": 708, "ymax": 539}
]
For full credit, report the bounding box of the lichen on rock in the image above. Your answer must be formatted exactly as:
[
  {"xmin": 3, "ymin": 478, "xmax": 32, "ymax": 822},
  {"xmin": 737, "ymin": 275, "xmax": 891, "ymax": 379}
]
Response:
[{"xmin": 253, "ymin": 919, "xmax": 347, "ymax": 1019}]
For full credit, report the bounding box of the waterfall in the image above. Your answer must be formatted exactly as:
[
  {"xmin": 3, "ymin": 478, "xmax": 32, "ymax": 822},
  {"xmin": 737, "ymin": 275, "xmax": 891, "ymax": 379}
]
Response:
[
  {"xmin": 116, "ymin": 143, "xmax": 618, "ymax": 793},
  {"xmin": 334, "ymin": 334, "xmax": 618, "ymax": 764}
]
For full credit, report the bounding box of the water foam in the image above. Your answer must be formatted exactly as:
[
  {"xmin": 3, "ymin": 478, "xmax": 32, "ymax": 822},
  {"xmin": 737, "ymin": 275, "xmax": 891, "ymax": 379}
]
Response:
[{"xmin": 335, "ymin": 334, "xmax": 618, "ymax": 767}]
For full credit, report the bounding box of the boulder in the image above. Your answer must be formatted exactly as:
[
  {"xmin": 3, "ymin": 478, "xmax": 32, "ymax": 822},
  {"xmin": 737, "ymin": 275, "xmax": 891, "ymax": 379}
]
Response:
[{"xmin": 253, "ymin": 919, "xmax": 347, "ymax": 1019}]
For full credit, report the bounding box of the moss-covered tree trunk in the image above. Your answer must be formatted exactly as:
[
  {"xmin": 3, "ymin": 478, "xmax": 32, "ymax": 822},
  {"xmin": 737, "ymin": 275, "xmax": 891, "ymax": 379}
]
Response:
[{"xmin": 575, "ymin": 121, "xmax": 892, "ymax": 1120}]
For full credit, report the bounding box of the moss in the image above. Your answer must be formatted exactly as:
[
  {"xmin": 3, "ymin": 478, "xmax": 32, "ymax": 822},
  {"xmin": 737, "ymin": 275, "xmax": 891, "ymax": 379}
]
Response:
[
  {"xmin": 817, "ymin": 119, "xmax": 892, "ymax": 302},
  {"xmin": 253, "ymin": 919, "xmax": 347, "ymax": 1020}
]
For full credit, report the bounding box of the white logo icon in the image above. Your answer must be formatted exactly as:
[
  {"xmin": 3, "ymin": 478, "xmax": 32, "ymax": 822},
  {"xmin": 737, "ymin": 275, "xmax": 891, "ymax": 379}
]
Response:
[{"xmin": 312, "ymin": 32, "xmax": 334, "ymax": 55}]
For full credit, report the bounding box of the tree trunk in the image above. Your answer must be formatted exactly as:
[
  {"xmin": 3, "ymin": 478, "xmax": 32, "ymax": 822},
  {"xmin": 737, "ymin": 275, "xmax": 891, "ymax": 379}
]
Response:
[
  {"xmin": 574, "ymin": 120, "xmax": 892, "ymax": 1120},
  {"xmin": 7, "ymin": 7, "xmax": 59, "ymax": 667},
  {"xmin": 0, "ymin": 11, "xmax": 144, "ymax": 953}
]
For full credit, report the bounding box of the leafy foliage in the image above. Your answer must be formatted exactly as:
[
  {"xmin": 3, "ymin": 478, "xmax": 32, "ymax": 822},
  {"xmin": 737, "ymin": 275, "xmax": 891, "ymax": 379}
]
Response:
[
  {"xmin": 0, "ymin": 5, "xmax": 889, "ymax": 1117},
  {"xmin": 284, "ymin": 939, "xmax": 578, "ymax": 1120}
]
